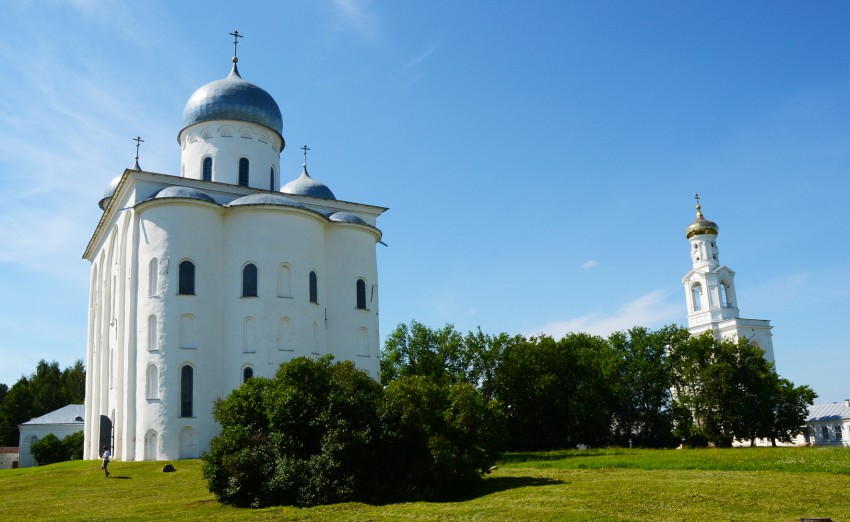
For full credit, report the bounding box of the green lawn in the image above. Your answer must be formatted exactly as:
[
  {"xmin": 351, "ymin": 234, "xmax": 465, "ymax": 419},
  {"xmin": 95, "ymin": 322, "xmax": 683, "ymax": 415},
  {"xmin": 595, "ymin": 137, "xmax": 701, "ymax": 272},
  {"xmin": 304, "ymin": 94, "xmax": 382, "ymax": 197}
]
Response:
[{"xmin": 1, "ymin": 447, "xmax": 848, "ymax": 521}]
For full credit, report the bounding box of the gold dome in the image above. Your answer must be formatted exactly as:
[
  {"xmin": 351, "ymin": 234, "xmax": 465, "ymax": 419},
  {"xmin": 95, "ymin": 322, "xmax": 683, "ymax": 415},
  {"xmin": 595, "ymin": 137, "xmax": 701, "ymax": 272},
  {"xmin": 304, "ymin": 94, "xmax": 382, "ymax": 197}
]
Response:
[{"xmin": 685, "ymin": 194, "xmax": 719, "ymax": 239}]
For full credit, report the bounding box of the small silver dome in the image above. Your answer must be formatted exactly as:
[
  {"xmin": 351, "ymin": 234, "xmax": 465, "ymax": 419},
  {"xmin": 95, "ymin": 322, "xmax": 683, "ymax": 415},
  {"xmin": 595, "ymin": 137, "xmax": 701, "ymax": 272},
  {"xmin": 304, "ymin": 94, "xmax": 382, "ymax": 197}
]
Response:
[
  {"xmin": 98, "ymin": 174, "xmax": 123, "ymax": 210},
  {"xmin": 328, "ymin": 212, "xmax": 368, "ymax": 225},
  {"xmin": 281, "ymin": 165, "xmax": 336, "ymax": 200},
  {"xmin": 180, "ymin": 64, "xmax": 283, "ymax": 142},
  {"xmin": 228, "ymin": 193, "xmax": 307, "ymax": 209},
  {"xmin": 153, "ymin": 186, "xmax": 217, "ymax": 204}
]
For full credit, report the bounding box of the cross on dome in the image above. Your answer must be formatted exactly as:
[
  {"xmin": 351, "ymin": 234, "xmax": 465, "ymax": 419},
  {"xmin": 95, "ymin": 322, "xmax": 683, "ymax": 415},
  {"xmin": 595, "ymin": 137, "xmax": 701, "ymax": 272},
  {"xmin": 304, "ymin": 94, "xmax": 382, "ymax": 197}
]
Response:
[
  {"xmin": 301, "ymin": 145, "xmax": 310, "ymax": 166},
  {"xmin": 133, "ymin": 136, "xmax": 144, "ymax": 170},
  {"xmin": 229, "ymin": 30, "xmax": 243, "ymax": 63}
]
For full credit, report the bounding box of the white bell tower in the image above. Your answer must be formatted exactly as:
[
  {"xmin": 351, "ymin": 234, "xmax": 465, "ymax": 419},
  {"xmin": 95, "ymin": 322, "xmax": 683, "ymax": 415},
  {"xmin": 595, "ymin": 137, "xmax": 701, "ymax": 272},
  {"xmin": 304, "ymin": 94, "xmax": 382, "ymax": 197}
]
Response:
[{"xmin": 681, "ymin": 194, "xmax": 775, "ymax": 362}]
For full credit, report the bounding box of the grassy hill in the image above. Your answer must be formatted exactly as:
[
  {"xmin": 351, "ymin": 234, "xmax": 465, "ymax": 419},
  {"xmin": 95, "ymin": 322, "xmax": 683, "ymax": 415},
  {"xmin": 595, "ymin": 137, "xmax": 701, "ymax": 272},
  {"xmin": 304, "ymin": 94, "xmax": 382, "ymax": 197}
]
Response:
[{"xmin": 2, "ymin": 447, "xmax": 849, "ymax": 521}]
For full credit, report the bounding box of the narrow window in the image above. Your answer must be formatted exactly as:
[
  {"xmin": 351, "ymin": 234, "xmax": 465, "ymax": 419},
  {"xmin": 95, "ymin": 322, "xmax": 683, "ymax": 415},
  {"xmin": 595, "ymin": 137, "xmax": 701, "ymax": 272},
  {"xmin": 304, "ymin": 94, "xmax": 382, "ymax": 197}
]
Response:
[
  {"xmin": 148, "ymin": 258, "xmax": 158, "ymax": 297},
  {"xmin": 277, "ymin": 264, "xmax": 292, "ymax": 297},
  {"xmin": 179, "ymin": 314, "xmax": 196, "ymax": 349},
  {"xmin": 357, "ymin": 327, "xmax": 368, "ymax": 356},
  {"xmin": 178, "ymin": 260, "xmax": 195, "ymax": 295},
  {"xmin": 823, "ymin": 426, "xmax": 830, "ymax": 440},
  {"xmin": 269, "ymin": 166, "xmax": 275, "ymax": 190},
  {"xmin": 146, "ymin": 364, "xmax": 159, "ymax": 400},
  {"xmin": 277, "ymin": 317, "xmax": 293, "ymax": 351},
  {"xmin": 309, "ymin": 271, "xmax": 318, "ymax": 304},
  {"xmin": 356, "ymin": 279, "xmax": 366, "ymax": 309},
  {"xmin": 242, "ymin": 263, "xmax": 258, "ymax": 297},
  {"xmin": 180, "ymin": 365, "xmax": 193, "ymax": 417},
  {"xmin": 836, "ymin": 425, "xmax": 843, "ymax": 440},
  {"xmin": 243, "ymin": 317, "xmax": 255, "ymax": 353},
  {"xmin": 243, "ymin": 367, "xmax": 254, "ymax": 383},
  {"xmin": 720, "ymin": 282, "xmax": 732, "ymax": 308},
  {"xmin": 202, "ymin": 157, "xmax": 212, "ymax": 181},
  {"xmin": 147, "ymin": 315, "xmax": 158, "ymax": 351},
  {"xmin": 691, "ymin": 283, "xmax": 702, "ymax": 311},
  {"xmin": 238, "ymin": 158, "xmax": 249, "ymax": 186}
]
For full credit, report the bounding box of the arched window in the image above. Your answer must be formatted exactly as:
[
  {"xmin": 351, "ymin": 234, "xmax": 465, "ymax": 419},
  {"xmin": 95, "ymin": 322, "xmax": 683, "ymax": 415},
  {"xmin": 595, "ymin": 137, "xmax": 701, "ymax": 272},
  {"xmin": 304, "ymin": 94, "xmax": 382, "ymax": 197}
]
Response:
[
  {"xmin": 309, "ymin": 271, "xmax": 318, "ymax": 304},
  {"xmin": 202, "ymin": 157, "xmax": 212, "ymax": 181},
  {"xmin": 238, "ymin": 158, "xmax": 249, "ymax": 186},
  {"xmin": 356, "ymin": 279, "xmax": 366, "ymax": 309},
  {"xmin": 179, "ymin": 314, "xmax": 196, "ymax": 349},
  {"xmin": 243, "ymin": 366, "xmax": 254, "ymax": 383},
  {"xmin": 178, "ymin": 260, "xmax": 195, "ymax": 295},
  {"xmin": 277, "ymin": 264, "xmax": 292, "ymax": 297},
  {"xmin": 146, "ymin": 364, "xmax": 159, "ymax": 400},
  {"xmin": 691, "ymin": 283, "xmax": 702, "ymax": 311},
  {"xmin": 243, "ymin": 317, "xmax": 255, "ymax": 353},
  {"xmin": 720, "ymin": 282, "xmax": 731, "ymax": 308},
  {"xmin": 147, "ymin": 315, "xmax": 158, "ymax": 351},
  {"xmin": 277, "ymin": 317, "xmax": 293, "ymax": 351},
  {"xmin": 148, "ymin": 258, "xmax": 158, "ymax": 297},
  {"xmin": 242, "ymin": 263, "xmax": 258, "ymax": 297},
  {"xmin": 180, "ymin": 365, "xmax": 193, "ymax": 417},
  {"xmin": 269, "ymin": 166, "xmax": 275, "ymax": 190}
]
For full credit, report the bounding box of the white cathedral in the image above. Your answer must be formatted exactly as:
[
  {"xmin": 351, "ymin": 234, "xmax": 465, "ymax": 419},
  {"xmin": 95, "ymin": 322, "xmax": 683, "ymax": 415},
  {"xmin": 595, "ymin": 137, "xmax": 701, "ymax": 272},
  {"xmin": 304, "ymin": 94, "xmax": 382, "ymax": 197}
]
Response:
[
  {"xmin": 82, "ymin": 42, "xmax": 386, "ymax": 461},
  {"xmin": 682, "ymin": 196, "xmax": 774, "ymax": 361}
]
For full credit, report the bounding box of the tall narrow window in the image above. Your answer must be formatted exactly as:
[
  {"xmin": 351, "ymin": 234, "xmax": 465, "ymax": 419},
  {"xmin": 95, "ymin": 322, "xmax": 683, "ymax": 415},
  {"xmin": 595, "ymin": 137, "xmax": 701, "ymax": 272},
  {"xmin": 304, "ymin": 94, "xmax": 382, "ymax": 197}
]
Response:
[
  {"xmin": 691, "ymin": 283, "xmax": 702, "ymax": 311},
  {"xmin": 180, "ymin": 365, "xmax": 193, "ymax": 417},
  {"xmin": 243, "ymin": 367, "xmax": 254, "ymax": 383},
  {"xmin": 178, "ymin": 260, "xmax": 195, "ymax": 295},
  {"xmin": 147, "ymin": 315, "xmax": 158, "ymax": 351},
  {"xmin": 356, "ymin": 279, "xmax": 366, "ymax": 309},
  {"xmin": 148, "ymin": 258, "xmax": 158, "ymax": 297},
  {"xmin": 146, "ymin": 364, "xmax": 159, "ymax": 400},
  {"xmin": 309, "ymin": 271, "xmax": 318, "ymax": 304},
  {"xmin": 720, "ymin": 282, "xmax": 731, "ymax": 308},
  {"xmin": 277, "ymin": 317, "xmax": 293, "ymax": 351},
  {"xmin": 277, "ymin": 264, "xmax": 292, "ymax": 297},
  {"xmin": 269, "ymin": 166, "xmax": 275, "ymax": 190},
  {"xmin": 179, "ymin": 314, "xmax": 196, "ymax": 349},
  {"xmin": 238, "ymin": 158, "xmax": 249, "ymax": 186},
  {"xmin": 242, "ymin": 263, "xmax": 258, "ymax": 297},
  {"xmin": 357, "ymin": 327, "xmax": 368, "ymax": 356},
  {"xmin": 243, "ymin": 317, "xmax": 255, "ymax": 353},
  {"xmin": 202, "ymin": 157, "xmax": 212, "ymax": 181}
]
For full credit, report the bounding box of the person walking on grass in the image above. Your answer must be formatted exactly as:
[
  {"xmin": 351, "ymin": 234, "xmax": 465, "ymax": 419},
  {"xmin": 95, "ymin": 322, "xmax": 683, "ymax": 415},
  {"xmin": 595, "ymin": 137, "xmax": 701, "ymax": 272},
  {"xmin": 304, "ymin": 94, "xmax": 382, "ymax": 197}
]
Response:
[{"xmin": 100, "ymin": 446, "xmax": 110, "ymax": 478}]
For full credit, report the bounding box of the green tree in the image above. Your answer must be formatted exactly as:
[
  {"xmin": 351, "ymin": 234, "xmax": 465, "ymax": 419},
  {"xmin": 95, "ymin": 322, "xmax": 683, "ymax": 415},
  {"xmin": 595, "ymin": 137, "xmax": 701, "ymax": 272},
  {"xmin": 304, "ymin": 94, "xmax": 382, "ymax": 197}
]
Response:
[{"xmin": 380, "ymin": 321, "xmax": 467, "ymax": 385}]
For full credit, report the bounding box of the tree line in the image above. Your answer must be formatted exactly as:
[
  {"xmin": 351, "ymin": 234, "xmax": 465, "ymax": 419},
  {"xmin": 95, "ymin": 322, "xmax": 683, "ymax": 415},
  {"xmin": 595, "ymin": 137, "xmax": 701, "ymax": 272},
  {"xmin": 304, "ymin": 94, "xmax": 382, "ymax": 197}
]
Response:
[
  {"xmin": 0, "ymin": 360, "xmax": 86, "ymax": 447},
  {"xmin": 380, "ymin": 322, "xmax": 816, "ymax": 449}
]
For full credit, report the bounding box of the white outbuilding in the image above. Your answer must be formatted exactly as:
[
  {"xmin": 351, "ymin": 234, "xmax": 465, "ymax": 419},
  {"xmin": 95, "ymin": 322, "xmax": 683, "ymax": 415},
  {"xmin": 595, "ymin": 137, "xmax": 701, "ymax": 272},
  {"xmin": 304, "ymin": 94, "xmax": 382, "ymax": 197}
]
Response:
[
  {"xmin": 83, "ymin": 44, "xmax": 386, "ymax": 462},
  {"xmin": 18, "ymin": 404, "xmax": 85, "ymax": 468}
]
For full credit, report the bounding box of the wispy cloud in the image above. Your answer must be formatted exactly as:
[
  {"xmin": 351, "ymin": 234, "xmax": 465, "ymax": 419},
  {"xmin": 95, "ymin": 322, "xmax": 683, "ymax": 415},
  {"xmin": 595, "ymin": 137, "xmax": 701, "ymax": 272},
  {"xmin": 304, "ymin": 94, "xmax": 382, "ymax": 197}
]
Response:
[
  {"xmin": 581, "ymin": 260, "xmax": 599, "ymax": 269},
  {"xmin": 529, "ymin": 290, "xmax": 682, "ymax": 339},
  {"xmin": 331, "ymin": 0, "xmax": 380, "ymax": 39},
  {"xmin": 395, "ymin": 43, "xmax": 440, "ymax": 87}
]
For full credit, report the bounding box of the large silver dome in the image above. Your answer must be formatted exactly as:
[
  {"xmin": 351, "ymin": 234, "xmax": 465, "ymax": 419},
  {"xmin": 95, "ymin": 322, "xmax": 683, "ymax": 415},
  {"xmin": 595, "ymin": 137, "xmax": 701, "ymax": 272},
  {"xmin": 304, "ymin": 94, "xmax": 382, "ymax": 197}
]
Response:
[{"xmin": 180, "ymin": 63, "xmax": 283, "ymax": 141}]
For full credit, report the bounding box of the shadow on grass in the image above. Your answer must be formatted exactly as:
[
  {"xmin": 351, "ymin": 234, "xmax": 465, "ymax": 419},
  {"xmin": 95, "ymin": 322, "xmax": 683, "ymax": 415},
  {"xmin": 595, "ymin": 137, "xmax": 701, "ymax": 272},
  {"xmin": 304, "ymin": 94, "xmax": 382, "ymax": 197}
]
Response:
[
  {"xmin": 501, "ymin": 449, "xmax": 626, "ymax": 464},
  {"xmin": 474, "ymin": 475, "xmax": 564, "ymax": 497},
  {"xmin": 108, "ymin": 476, "xmax": 132, "ymax": 479}
]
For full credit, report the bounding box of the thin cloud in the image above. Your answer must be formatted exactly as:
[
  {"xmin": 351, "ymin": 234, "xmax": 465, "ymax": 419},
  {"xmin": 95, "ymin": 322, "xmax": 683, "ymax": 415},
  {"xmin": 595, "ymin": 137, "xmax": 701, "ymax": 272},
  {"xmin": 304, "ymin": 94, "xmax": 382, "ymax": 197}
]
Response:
[
  {"xmin": 530, "ymin": 290, "xmax": 682, "ymax": 339},
  {"xmin": 332, "ymin": 0, "xmax": 380, "ymax": 39},
  {"xmin": 396, "ymin": 43, "xmax": 440, "ymax": 87},
  {"xmin": 581, "ymin": 260, "xmax": 599, "ymax": 269}
]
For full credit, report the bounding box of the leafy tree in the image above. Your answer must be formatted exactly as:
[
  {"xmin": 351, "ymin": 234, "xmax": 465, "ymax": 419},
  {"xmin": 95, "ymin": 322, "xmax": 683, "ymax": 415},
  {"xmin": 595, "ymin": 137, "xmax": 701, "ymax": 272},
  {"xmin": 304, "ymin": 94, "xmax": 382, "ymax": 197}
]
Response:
[
  {"xmin": 203, "ymin": 355, "xmax": 505, "ymax": 507},
  {"xmin": 380, "ymin": 321, "xmax": 467, "ymax": 385},
  {"xmin": 62, "ymin": 430, "xmax": 85, "ymax": 461},
  {"xmin": 763, "ymin": 378, "xmax": 817, "ymax": 446},
  {"xmin": 30, "ymin": 433, "xmax": 65, "ymax": 465}
]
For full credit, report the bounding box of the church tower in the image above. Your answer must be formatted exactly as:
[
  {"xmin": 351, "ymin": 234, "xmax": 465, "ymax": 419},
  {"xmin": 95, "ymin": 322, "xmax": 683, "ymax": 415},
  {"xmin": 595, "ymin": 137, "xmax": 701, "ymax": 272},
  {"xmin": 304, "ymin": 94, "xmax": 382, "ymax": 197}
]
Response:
[
  {"xmin": 83, "ymin": 35, "xmax": 386, "ymax": 462},
  {"xmin": 681, "ymin": 195, "xmax": 774, "ymax": 362}
]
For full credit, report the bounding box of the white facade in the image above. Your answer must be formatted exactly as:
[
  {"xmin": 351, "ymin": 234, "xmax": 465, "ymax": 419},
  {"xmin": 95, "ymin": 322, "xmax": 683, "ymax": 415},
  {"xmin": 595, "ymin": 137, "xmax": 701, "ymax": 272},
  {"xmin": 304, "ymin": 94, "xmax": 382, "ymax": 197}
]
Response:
[
  {"xmin": 18, "ymin": 405, "xmax": 85, "ymax": 467},
  {"xmin": 83, "ymin": 56, "xmax": 386, "ymax": 462},
  {"xmin": 682, "ymin": 199, "xmax": 774, "ymax": 361}
]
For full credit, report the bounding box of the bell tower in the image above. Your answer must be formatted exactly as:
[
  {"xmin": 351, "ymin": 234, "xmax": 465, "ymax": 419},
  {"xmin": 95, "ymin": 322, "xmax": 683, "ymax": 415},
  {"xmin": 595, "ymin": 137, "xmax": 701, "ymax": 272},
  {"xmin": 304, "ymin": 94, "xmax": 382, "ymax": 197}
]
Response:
[{"xmin": 681, "ymin": 194, "xmax": 775, "ymax": 362}]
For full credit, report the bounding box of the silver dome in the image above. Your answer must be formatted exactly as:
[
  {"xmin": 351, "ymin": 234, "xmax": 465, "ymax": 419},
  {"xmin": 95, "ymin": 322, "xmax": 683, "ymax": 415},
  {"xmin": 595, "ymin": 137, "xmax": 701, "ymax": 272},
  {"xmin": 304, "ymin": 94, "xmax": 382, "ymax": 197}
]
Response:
[
  {"xmin": 153, "ymin": 186, "xmax": 217, "ymax": 204},
  {"xmin": 98, "ymin": 174, "xmax": 123, "ymax": 210},
  {"xmin": 328, "ymin": 212, "xmax": 368, "ymax": 225},
  {"xmin": 281, "ymin": 165, "xmax": 336, "ymax": 200},
  {"xmin": 180, "ymin": 64, "xmax": 283, "ymax": 141},
  {"xmin": 228, "ymin": 193, "xmax": 307, "ymax": 209}
]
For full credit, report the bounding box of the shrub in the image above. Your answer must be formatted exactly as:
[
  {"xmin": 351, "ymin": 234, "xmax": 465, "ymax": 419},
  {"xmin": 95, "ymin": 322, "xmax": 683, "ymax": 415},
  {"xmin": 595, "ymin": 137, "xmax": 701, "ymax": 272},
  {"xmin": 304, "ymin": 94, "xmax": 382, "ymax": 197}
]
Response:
[
  {"xmin": 202, "ymin": 356, "xmax": 506, "ymax": 507},
  {"xmin": 30, "ymin": 433, "xmax": 65, "ymax": 465},
  {"xmin": 61, "ymin": 431, "xmax": 84, "ymax": 460}
]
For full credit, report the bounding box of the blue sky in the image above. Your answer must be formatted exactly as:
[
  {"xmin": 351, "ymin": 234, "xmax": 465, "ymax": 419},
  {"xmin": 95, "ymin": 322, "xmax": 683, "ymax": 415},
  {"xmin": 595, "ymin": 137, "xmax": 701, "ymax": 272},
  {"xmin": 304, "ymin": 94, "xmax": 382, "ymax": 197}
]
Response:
[{"xmin": 0, "ymin": 1, "xmax": 848, "ymax": 401}]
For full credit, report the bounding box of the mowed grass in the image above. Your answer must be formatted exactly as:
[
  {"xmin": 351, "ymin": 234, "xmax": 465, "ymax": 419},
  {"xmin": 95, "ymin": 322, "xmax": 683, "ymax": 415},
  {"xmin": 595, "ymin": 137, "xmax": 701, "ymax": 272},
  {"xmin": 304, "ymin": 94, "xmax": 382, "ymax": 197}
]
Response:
[{"xmin": 1, "ymin": 447, "xmax": 849, "ymax": 521}]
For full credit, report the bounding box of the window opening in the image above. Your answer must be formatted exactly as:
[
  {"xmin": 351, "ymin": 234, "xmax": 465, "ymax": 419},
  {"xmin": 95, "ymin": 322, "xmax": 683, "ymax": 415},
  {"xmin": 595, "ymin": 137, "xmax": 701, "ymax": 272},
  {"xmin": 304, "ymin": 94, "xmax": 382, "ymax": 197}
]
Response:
[
  {"xmin": 178, "ymin": 261, "xmax": 195, "ymax": 295},
  {"xmin": 238, "ymin": 158, "xmax": 249, "ymax": 186},
  {"xmin": 242, "ymin": 263, "xmax": 258, "ymax": 297},
  {"xmin": 356, "ymin": 279, "xmax": 366, "ymax": 309},
  {"xmin": 202, "ymin": 157, "xmax": 212, "ymax": 181},
  {"xmin": 180, "ymin": 365, "xmax": 193, "ymax": 417},
  {"xmin": 309, "ymin": 271, "xmax": 318, "ymax": 304}
]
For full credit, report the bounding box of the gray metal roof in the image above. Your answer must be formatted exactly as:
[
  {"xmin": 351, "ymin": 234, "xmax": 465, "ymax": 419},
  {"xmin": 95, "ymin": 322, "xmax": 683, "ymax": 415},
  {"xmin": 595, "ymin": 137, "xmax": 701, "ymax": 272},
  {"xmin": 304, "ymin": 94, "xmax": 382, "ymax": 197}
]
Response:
[
  {"xmin": 329, "ymin": 211, "xmax": 368, "ymax": 225},
  {"xmin": 153, "ymin": 186, "xmax": 217, "ymax": 203},
  {"xmin": 228, "ymin": 193, "xmax": 307, "ymax": 209},
  {"xmin": 21, "ymin": 405, "xmax": 85, "ymax": 426},
  {"xmin": 807, "ymin": 403, "xmax": 850, "ymax": 422},
  {"xmin": 280, "ymin": 165, "xmax": 336, "ymax": 200},
  {"xmin": 180, "ymin": 64, "xmax": 282, "ymax": 139},
  {"xmin": 98, "ymin": 174, "xmax": 123, "ymax": 210}
]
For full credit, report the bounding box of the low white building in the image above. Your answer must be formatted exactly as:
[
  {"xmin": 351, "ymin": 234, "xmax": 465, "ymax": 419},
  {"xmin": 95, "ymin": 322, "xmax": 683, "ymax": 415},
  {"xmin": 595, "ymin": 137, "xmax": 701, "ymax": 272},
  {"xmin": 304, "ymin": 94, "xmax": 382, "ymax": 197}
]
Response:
[
  {"xmin": 18, "ymin": 405, "xmax": 85, "ymax": 468},
  {"xmin": 0, "ymin": 447, "xmax": 19, "ymax": 469},
  {"xmin": 83, "ymin": 39, "xmax": 386, "ymax": 462},
  {"xmin": 798, "ymin": 401, "xmax": 850, "ymax": 446}
]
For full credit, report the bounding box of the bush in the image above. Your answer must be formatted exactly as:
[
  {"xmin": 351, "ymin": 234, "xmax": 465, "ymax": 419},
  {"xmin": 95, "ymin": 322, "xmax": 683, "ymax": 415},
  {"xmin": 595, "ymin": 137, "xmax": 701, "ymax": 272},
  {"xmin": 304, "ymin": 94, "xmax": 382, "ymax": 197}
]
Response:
[
  {"xmin": 61, "ymin": 431, "xmax": 84, "ymax": 460},
  {"xmin": 30, "ymin": 431, "xmax": 84, "ymax": 465},
  {"xmin": 202, "ymin": 356, "xmax": 506, "ymax": 507}
]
